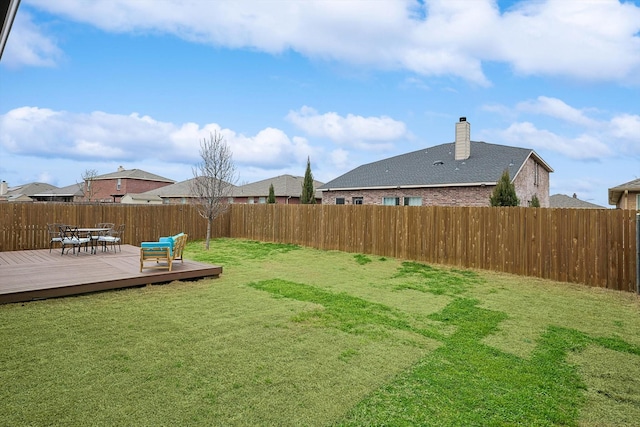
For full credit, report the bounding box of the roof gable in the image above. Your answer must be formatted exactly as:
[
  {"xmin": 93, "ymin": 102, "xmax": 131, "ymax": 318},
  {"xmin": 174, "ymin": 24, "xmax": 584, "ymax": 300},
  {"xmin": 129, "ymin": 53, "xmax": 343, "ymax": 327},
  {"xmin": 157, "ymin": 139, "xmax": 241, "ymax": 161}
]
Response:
[{"xmin": 320, "ymin": 141, "xmax": 551, "ymax": 190}]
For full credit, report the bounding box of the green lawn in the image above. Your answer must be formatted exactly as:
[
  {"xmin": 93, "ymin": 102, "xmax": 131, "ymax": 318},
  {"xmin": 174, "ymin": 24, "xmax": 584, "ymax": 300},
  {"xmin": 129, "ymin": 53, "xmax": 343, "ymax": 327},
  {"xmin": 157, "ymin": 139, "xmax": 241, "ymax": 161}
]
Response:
[{"xmin": 1, "ymin": 238, "xmax": 639, "ymax": 426}]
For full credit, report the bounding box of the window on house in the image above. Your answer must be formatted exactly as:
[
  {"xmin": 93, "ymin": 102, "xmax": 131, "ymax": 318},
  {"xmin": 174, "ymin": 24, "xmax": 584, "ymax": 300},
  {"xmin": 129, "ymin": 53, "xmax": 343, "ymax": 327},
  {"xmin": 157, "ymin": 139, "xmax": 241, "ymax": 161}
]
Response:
[
  {"xmin": 403, "ymin": 197, "xmax": 422, "ymax": 206},
  {"xmin": 383, "ymin": 197, "xmax": 400, "ymax": 206},
  {"xmin": 228, "ymin": 197, "xmax": 234, "ymax": 204},
  {"xmin": 534, "ymin": 162, "xmax": 539, "ymax": 186},
  {"xmin": 116, "ymin": 178, "xmax": 121, "ymax": 191},
  {"xmin": 248, "ymin": 197, "xmax": 255, "ymax": 204},
  {"xmin": 336, "ymin": 198, "xmax": 345, "ymax": 205},
  {"xmin": 258, "ymin": 197, "xmax": 266, "ymax": 204},
  {"xmin": 352, "ymin": 197, "xmax": 363, "ymax": 205}
]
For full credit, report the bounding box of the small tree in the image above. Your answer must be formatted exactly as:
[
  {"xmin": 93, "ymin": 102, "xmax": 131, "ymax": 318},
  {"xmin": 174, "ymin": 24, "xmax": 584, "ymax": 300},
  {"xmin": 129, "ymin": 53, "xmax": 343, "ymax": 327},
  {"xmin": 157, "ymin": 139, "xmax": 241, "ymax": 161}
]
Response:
[
  {"xmin": 267, "ymin": 183, "xmax": 276, "ymax": 204},
  {"xmin": 191, "ymin": 131, "xmax": 237, "ymax": 250},
  {"xmin": 490, "ymin": 169, "xmax": 519, "ymax": 206},
  {"xmin": 81, "ymin": 169, "xmax": 98, "ymax": 202},
  {"xmin": 530, "ymin": 194, "xmax": 540, "ymax": 208},
  {"xmin": 300, "ymin": 157, "xmax": 316, "ymax": 204}
]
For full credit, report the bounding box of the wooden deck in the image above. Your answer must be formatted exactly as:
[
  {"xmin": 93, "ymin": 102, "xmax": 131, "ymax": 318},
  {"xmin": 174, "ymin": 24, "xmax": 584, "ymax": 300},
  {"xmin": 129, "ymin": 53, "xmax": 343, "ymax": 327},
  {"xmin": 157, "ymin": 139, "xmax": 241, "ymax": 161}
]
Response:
[{"xmin": 0, "ymin": 245, "xmax": 222, "ymax": 304}]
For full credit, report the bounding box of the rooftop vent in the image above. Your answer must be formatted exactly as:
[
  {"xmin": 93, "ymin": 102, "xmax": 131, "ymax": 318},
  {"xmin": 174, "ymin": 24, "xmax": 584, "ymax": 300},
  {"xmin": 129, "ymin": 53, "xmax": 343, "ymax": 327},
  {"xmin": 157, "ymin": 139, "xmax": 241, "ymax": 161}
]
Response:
[{"xmin": 433, "ymin": 160, "xmax": 444, "ymax": 166}]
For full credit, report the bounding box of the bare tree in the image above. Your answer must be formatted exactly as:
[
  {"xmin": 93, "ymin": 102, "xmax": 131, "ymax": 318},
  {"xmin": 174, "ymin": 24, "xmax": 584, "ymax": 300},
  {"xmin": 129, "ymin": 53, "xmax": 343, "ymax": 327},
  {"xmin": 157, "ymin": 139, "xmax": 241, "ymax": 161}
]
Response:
[
  {"xmin": 81, "ymin": 169, "xmax": 98, "ymax": 202},
  {"xmin": 191, "ymin": 131, "xmax": 237, "ymax": 250}
]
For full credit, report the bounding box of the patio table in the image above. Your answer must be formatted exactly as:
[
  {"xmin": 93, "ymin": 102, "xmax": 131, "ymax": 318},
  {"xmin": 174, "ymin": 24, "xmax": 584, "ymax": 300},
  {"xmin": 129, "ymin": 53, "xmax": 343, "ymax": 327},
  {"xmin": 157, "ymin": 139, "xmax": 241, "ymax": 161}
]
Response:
[{"xmin": 76, "ymin": 227, "xmax": 112, "ymax": 254}]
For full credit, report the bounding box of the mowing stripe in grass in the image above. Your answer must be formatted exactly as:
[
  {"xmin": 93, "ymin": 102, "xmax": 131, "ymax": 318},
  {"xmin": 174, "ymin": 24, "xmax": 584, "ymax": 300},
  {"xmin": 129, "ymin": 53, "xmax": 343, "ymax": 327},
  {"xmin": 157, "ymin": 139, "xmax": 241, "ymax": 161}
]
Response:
[{"xmin": 247, "ymin": 279, "xmax": 443, "ymax": 341}]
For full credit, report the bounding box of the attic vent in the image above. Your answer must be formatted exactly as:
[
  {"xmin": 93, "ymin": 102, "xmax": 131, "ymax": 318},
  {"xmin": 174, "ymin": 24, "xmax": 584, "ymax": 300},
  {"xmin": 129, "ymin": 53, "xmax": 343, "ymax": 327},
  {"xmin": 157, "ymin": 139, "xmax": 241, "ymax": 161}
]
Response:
[{"xmin": 433, "ymin": 160, "xmax": 444, "ymax": 166}]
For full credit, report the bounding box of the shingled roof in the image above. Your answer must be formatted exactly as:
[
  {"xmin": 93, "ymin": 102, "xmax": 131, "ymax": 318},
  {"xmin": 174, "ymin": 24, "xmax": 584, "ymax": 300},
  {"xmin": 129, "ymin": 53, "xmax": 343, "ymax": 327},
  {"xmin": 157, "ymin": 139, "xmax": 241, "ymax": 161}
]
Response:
[
  {"xmin": 94, "ymin": 167, "xmax": 175, "ymax": 184},
  {"xmin": 549, "ymin": 194, "xmax": 605, "ymax": 209},
  {"xmin": 319, "ymin": 141, "xmax": 552, "ymax": 191},
  {"xmin": 140, "ymin": 177, "xmax": 236, "ymax": 198},
  {"xmin": 232, "ymin": 174, "xmax": 324, "ymax": 199}
]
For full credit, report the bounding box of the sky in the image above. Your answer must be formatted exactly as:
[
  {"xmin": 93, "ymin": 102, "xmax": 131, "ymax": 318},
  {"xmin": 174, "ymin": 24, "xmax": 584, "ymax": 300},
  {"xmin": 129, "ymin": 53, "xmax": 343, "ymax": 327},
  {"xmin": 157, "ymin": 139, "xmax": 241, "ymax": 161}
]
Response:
[{"xmin": 1, "ymin": 0, "xmax": 640, "ymax": 207}]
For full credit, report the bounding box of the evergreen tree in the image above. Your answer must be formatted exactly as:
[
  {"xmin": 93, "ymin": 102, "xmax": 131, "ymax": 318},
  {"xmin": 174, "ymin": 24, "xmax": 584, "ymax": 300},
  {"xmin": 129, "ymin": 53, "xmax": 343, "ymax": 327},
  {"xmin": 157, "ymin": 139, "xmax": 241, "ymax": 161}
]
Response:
[
  {"xmin": 530, "ymin": 194, "xmax": 540, "ymax": 207},
  {"xmin": 267, "ymin": 183, "xmax": 276, "ymax": 204},
  {"xmin": 490, "ymin": 169, "xmax": 520, "ymax": 206},
  {"xmin": 301, "ymin": 157, "xmax": 316, "ymax": 204}
]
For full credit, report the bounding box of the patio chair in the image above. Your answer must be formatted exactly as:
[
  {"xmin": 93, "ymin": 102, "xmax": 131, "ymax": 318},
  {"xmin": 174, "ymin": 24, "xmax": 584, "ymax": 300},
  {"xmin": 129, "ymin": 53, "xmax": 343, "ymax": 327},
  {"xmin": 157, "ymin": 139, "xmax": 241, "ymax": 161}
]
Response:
[
  {"xmin": 92, "ymin": 222, "xmax": 114, "ymax": 248},
  {"xmin": 98, "ymin": 224, "xmax": 124, "ymax": 252},
  {"xmin": 47, "ymin": 223, "xmax": 65, "ymax": 253},
  {"xmin": 60, "ymin": 226, "xmax": 92, "ymax": 256}
]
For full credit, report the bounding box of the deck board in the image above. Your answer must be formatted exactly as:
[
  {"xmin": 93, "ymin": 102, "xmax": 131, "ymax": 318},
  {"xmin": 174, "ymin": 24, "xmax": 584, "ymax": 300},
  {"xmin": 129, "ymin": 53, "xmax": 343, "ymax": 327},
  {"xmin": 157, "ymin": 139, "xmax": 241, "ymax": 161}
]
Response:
[{"xmin": 0, "ymin": 245, "xmax": 222, "ymax": 304}]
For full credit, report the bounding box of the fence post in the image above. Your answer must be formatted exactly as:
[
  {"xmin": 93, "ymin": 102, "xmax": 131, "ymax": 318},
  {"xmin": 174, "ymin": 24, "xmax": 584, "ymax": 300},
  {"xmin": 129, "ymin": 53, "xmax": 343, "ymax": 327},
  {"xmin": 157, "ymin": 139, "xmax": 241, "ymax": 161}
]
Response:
[{"xmin": 637, "ymin": 214, "xmax": 640, "ymax": 294}]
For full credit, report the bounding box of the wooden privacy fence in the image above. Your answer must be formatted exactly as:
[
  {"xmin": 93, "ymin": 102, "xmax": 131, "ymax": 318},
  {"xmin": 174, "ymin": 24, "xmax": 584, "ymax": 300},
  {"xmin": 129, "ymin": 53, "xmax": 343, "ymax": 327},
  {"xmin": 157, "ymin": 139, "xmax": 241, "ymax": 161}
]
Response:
[
  {"xmin": 0, "ymin": 203, "xmax": 637, "ymax": 293},
  {"xmin": 0, "ymin": 203, "xmax": 229, "ymax": 251},
  {"xmin": 229, "ymin": 204, "xmax": 638, "ymax": 293}
]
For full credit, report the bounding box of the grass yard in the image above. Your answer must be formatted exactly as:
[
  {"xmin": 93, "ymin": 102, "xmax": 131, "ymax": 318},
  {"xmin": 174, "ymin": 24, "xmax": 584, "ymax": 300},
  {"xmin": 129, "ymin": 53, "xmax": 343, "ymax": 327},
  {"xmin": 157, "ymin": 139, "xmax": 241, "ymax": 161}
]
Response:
[{"xmin": 1, "ymin": 238, "xmax": 639, "ymax": 426}]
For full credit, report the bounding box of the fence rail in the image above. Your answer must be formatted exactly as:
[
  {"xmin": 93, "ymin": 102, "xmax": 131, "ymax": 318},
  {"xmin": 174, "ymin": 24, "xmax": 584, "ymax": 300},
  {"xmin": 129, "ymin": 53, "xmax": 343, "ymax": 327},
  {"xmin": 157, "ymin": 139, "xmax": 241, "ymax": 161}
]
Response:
[{"xmin": 0, "ymin": 203, "xmax": 637, "ymax": 292}]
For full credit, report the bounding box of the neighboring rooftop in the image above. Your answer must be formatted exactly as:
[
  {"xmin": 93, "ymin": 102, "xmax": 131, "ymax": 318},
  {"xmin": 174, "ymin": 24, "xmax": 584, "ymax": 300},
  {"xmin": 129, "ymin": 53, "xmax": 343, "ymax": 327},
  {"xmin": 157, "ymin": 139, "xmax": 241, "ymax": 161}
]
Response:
[
  {"xmin": 319, "ymin": 141, "xmax": 552, "ymax": 190},
  {"xmin": 608, "ymin": 178, "xmax": 640, "ymax": 206},
  {"xmin": 3, "ymin": 182, "xmax": 58, "ymax": 197},
  {"xmin": 141, "ymin": 177, "xmax": 236, "ymax": 198},
  {"xmin": 94, "ymin": 166, "xmax": 175, "ymax": 183},
  {"xmin": 233, "ymin": 174, "xmax": 324, "ymax": 199},
  {"xmin": 549, "ymin": 194, "xmax": 606, "ymax": 209}
]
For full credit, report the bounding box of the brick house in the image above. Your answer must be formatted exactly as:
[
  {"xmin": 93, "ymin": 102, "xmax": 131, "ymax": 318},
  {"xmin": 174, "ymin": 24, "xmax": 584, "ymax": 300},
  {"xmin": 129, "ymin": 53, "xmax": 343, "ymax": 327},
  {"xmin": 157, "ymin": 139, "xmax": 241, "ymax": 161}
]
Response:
[
  {"xmin": 84, "ymin": 166, "xmax": 175, "ymax": 203},
  {"xmin": 319, "ymin": 118, "xmax": 553, "ymax": 207},
  {"xmin": 608, "ymin": 179, "xmax": 640, "ymax": 209},
  {"xmin": 231, "ymin": 174, "xmax": 323, "ymax": 204}
]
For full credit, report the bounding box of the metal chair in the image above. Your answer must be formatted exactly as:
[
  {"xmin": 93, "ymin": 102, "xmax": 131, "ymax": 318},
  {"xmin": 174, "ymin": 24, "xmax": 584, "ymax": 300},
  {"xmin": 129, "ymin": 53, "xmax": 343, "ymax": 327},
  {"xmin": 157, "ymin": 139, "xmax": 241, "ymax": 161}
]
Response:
[
  {"xmin": 47, "ymin": 223, "xmax": 65, "ymax": 253},
  {"xmin": 98, "ymin": 224, "xmax": 125, "ymax": 252},
  {"xmin": 93, "ymin": 223, "xmax": 114, "ymax": 248},
  {"xmin": 60, "ymin": 226, "xmax": 91, "ymax": 256}
]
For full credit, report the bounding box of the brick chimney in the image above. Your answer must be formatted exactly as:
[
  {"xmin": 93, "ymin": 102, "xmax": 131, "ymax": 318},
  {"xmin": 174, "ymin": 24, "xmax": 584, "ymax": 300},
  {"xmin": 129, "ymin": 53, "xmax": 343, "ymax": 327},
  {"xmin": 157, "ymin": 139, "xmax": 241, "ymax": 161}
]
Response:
[{"xmin": 455, "ymin": 117, "xmax": 470, "ymax": 161}]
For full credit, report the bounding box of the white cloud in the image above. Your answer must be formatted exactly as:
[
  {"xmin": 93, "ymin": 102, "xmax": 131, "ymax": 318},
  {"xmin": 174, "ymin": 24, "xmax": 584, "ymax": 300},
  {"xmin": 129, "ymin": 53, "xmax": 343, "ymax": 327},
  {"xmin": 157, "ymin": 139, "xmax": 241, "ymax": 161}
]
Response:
[
  {"xmin": 2, "ymin": 11, "xmax": 62, "ymax": 68},
  {"xmin": 0, "ymin": 106, "xmax": 316, "ymax": 170},
  {"xmin": 497, "ymin": 121, "xmax": 612, "ymax": 160},
  {"xmin": 485, "ymin": 97, "xmax": 640, "ymax": 160},
  {"xmin": 286, "ymin": 106, "xmax": 407, "ymax": 150},
  {"xmin": 516, "ymin": 96, "xmax": 599, "ymax": 128},
  {"xmin": 609, "ymin": 114, "xmax": 640, "ymax": 141},
  {"xmin": 22, "ymin": 0, "xmax": 640, "ymax": 84}
]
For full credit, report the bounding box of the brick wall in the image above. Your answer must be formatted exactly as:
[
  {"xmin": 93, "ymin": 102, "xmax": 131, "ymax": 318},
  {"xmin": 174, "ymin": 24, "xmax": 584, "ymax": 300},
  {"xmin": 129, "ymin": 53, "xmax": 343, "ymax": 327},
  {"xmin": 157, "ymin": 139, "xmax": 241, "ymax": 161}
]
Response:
[
  {"xmin": 322, "ymin": 186, "xmax": 495, "ymax": 206},
  {"xmin": 513, "ymin": 156, "xmax": 551, "ymax": 207},
  {"xmin": 85, "ymin": 179, "xmax": 172, "ymax": 202}
]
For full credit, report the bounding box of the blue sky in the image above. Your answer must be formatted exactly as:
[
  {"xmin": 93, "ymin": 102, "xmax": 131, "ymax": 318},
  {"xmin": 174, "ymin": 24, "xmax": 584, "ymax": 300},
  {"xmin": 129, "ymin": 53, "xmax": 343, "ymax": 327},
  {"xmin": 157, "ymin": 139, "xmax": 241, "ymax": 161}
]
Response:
[{"xmin": 1, "ymin": 0, "xmax": 640, "ymax": 207}]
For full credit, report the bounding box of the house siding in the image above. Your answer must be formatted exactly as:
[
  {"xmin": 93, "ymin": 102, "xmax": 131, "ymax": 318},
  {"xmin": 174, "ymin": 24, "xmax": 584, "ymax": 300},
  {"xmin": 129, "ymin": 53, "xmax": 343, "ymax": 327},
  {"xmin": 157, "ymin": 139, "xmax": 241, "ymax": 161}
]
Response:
[
  {"xmin": 513, "ymin": 156, "xmax": 551, "ymax": 207},
  {"xmin": 615, "ymin": 191, "xmax": 640, "ymax": 210},
  {"xmin": 86, "ymin": 179, "xmax": 172, "ymax": 203}
]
